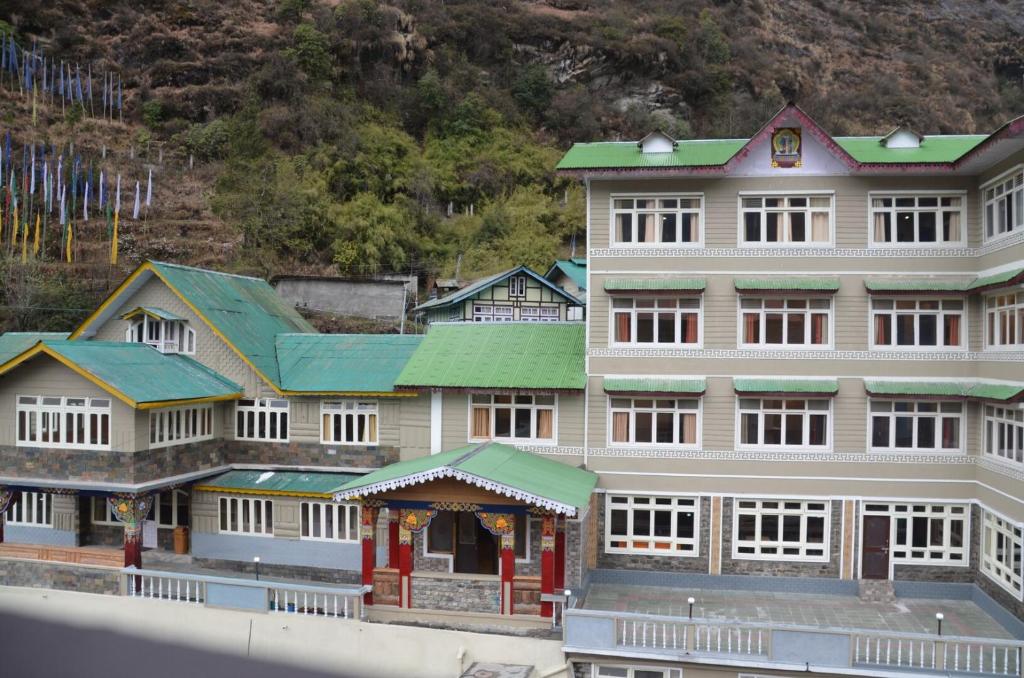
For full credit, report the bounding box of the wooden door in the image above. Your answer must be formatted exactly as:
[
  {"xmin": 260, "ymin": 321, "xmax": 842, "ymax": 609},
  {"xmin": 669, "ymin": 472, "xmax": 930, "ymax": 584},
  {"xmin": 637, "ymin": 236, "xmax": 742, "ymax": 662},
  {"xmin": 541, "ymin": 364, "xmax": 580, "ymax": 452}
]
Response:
[
  {"xmin": 862, "ymin": 515, "xmax": 891, "ymax": 580},
  {"xmin": 454, "ymin": 511, "xmax": 479, "ymax": 574}
]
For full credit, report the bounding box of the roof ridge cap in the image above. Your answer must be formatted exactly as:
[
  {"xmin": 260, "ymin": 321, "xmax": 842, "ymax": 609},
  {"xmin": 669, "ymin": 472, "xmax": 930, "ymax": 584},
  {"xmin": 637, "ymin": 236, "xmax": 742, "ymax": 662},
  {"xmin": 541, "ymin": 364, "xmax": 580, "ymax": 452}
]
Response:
[{"xmin": 149, "ymin": 260, "xmax": 265, "ymax": 282}]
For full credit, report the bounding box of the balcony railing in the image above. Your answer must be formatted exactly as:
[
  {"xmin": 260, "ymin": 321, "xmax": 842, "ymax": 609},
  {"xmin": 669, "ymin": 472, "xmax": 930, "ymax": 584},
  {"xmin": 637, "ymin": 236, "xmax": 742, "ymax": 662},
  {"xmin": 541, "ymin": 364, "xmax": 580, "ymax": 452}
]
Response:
[{"xmin": 563, "ymin": 608, "xmax": 1024, "ymax": 676}]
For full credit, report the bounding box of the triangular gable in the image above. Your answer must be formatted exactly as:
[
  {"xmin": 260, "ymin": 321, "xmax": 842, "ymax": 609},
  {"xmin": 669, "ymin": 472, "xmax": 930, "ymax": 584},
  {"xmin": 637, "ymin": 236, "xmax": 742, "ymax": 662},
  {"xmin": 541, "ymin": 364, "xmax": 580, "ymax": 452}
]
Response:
[{"xmin": 415, "ymin": 265, "xmax": 583, "ymax": 312}]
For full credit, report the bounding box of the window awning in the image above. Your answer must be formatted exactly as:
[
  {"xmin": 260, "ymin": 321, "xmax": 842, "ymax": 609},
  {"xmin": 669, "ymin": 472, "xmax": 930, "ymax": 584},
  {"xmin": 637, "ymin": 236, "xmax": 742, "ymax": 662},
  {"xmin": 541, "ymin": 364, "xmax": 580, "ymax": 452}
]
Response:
[
  {"xmin": 120, "ymin": 306, "xmax": 186, "ymax": 321},
  {"xmin": 968, "ymin": 268, "xmax": 1024, "ymax": 294},
  {"xmin": 604, "ymin": 377, "xmax": 706, "ymax": 396},
  {"xmin": 604, "ymin": 278, "xmax": 706, "ymax": 293},
  {"xmin": 333, "ymin": 442, "xmax": 598, "ymax": 517},
  {"xmin": 735, "ymin": 278, "xmax": 840, "ymax": 293},
  {"xmin": 864, "ymin": 279, "xmax": 971, "ymax": 294},
  {"xmin": 195, "ymin": 470, "xmax": 363, "ymax": 499},
  {"xmin": 734, "ymin": 378, "xmax": 839, "ymax": 396},
  {"xmin": 864, "ymin": 380, "xmax": 1024, "ymax": 402}
]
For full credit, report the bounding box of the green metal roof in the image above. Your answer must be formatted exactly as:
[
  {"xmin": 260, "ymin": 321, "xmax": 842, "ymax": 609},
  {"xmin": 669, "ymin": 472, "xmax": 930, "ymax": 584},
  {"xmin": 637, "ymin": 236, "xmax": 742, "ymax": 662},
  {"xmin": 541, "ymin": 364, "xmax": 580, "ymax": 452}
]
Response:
[
  {"xmin": 0, "ymin": 332, "xmax": 69, "ymax": 364},
  {"xmin": 865, "ymin": 380, "xmax": 1024, "ymax": 402},
  {"xmin": 605, "ymin": 278, "xmax": 706, "ymax": 292},
  {"xmin": 275, "ymin": 333, "xmax": 423, "ymax": 393},
  {"xmin": 865, "ymin": 279, "xmax": 971, "ymax": 293},
  {"xmin": 415, "ymin": 265, "xmax": 581, "ymax": 312},
  {"xmin": 969, "ymin": 268, "xmax": 1024, "ymax": 291},
  {"xmin": 556, "ymin": 139, "xmax": 748, "ymax": 170},
  {"xmin": 196, "ymin": 470, "xmax": 361, "ymax": 498},
  {"xmin": 604, "ymin": 377, "xmax": 706, "ymax": 395},
  {"xmin": 546, "ymin": 259, "xmax": 588, "ymax": 291},
  {"xmin": 395, "ymin": 322, "xmax": 586, "ymax": 391},
  {"xmin": 734, "ymin": 378, "xmax": 839, "ymax": 394},
  {"xmin": 19, "ymin": 340, "xmax": 242, "ymax": 406},
  {"xmin": 149, "ymin": 261, "xmax": 316, "ymax": 387},
  {"xmin": 833, "ymin": 136, "xmax": 987, "ymax": 164},
  {"xmin": 735, "ymin": 278, "xmax": 840, "ymax": 292},
  {"xmin": 968, "ymin": 383, "xmax": 1024, "ymax": 402},
  {"xmin": 333, "ymin": 442, "xmax": 598, "ymax": 515},
  {"xmin": 120, "ymin": 306, "xmax": 185, "ymax": 321}
]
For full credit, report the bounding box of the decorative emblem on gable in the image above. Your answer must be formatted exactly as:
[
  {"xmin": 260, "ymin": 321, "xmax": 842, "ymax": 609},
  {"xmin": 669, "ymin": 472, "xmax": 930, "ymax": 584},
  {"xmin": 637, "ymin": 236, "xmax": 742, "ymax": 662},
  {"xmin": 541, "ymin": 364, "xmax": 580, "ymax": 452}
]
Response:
[{"xmin": 771, "ymin": 127, "xmax": 802, "ymax": 168}]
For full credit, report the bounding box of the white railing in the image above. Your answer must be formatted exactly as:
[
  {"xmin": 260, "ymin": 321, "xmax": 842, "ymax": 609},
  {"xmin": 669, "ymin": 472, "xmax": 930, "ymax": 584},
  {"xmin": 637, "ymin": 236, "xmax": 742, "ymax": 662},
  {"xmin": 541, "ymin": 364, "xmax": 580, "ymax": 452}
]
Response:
[
  {"xmin": 856, "ymin": 633, "xmax": 1023, "ymax": 675},
  {"xmin": 121, "ymin": 567, "xmax": 369, "ymax": 620},
  {"xmin": 615, "ymin": 615, "xmax": 767, "ymax": 656}
]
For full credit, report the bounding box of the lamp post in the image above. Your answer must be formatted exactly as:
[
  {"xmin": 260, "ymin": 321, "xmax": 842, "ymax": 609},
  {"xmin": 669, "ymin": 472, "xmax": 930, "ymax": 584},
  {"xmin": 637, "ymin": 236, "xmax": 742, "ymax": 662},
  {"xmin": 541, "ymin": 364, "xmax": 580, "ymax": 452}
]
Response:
[
  {"xmin": 935, "ymin": 612, "xmax": 944, "ymax": 636},
  {"xmin": 254, "ymin": 556, "xmax": 261, "ymax": 581},
  {"xmin": 688, "ymin": 596, "xmax": 695, "ymax": 619}
]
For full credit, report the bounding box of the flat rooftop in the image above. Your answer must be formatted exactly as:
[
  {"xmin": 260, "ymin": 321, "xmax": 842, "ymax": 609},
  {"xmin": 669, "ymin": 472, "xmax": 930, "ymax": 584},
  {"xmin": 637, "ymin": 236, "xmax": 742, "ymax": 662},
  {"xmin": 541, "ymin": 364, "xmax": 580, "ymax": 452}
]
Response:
[{"xmin": 583, "ymin": 583, "xmax": 1016, "ymax": 639}]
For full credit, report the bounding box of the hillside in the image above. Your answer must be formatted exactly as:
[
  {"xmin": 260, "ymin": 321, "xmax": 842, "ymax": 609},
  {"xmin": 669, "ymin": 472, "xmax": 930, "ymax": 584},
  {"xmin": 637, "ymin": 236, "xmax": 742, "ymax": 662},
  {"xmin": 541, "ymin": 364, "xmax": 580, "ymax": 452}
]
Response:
[{"xmin": 1, "ymin": 0, "xmax": 1023, "ymax": 331}]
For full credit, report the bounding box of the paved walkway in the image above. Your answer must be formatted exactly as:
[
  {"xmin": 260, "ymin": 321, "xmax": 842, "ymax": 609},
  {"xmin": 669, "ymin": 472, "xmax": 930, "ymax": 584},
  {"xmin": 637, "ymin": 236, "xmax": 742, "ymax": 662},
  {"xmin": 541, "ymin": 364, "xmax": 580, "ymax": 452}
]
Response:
[{"xmin": 584, "ymin": 583, "xmax": 1013, "ymax": 639}]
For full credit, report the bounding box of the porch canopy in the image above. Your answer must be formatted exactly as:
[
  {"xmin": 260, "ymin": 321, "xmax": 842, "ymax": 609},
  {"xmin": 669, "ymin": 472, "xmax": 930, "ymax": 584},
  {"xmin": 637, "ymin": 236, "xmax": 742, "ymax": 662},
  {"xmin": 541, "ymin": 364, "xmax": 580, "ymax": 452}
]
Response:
[{"xmin": 332, "ymin": 441, "xmax": 597, "ymax": 517}]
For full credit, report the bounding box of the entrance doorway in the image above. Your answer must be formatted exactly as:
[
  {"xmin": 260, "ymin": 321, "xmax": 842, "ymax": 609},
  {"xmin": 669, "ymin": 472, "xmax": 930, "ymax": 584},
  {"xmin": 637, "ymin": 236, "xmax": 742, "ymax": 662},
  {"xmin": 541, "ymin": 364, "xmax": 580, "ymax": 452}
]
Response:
[
  {"xmin": 862, "ymin": 515, "xmax": 891, "ymax": 579},
  {"xmin": 428, "ymin": 511, "xmax": 499, "ymax": 575}
]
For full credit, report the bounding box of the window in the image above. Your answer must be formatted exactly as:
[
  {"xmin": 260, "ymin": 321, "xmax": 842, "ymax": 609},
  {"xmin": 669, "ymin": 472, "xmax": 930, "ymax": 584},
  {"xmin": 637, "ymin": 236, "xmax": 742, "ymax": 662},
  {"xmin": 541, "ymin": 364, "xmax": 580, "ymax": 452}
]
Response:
[
  {"xmin": 612, "ymin": 298, "xmax": 700, "ymax": 345},
  {"xmin": 984, "ymin": 406, "xmax": 1024, "ymax": 466},
  {"xmin": 149, "ymin": 404, "xmax": 213, "ymax": 448},
  {"xmin": 983, "ymin": 167, "xmax": 1024, "ymax": 242},
  {"xmin": 567, "ymin": 306, "xmax": 584, "ymax": 321},
  {"xmin": 738, "ymin": 398, "xmax": 830, "ymax": 450},
  {"xmin": 16, "ymin": 396, "xmax": 111, "ymax": 450},
  {"xmin": 508, "ymin": 276, "xmax": 527, "ymax": 297},
  {"xmin": 606, "ymin": 494, "xmax": 699, "ymax": 556},
  {"xmin": 869, "ymin": 401, "xmax": 963, "ymax": 452},
  {"xmin": 870, "ymin": 298, "xmax": 964, "ymax": 349},
  {"xmin": 521, "ymin": 306, "xmax": 559, "ymax": 322},
  {"xmin": 91, "ymin": 490, "xmax": 185, "ymax": 527},
  {"xmin": 472, "ymin": 304, "xmax": 514, "ymax": 322},
  {"xmin": 300, "ymin": 502, "xmax": 358, "ymax": 542},
  {"xmin": 863, "ymin": 503, "xmax": 967, "ymax": 565},
  {"xmin": 869, "ymin": 194, "xmax": 965, "ymax": 246},
  {"xmin": 612, "ymin": 196, "xmax": 702, "ymax": 245},
  {"xmin": 734, "ymin": 499, "xmax": 829, "ymax": 560},
  {"xmin": 5, "ymin": 492, "xmax": 52, "ymax": 527},
  {"xmin": 235, "ymin": 399, "xmax": 289, "ymax": 442},
  {"xmin": 740, "ymin": 195, "xmax": 831, "ymax": 245},
  {"xmin": 125, "ymin": 316, "xmax": 195, "ymax": 354},
  {"xmin": 985, "ymin": 293, "xmax": 1024, "ymax": 347},
  {"xmin": 739, "ymin": 298, "xmax": 830, "ymax": 348},
  {"xmin": 594, "ymin": 666, "xmax": 681, "ymax": 678},
  {"xmin": 470, "ymin": 394, "xmax": 555, "ymax": 443},
  {"xmin": 609, "ymin": 398, "xmax": 699, "ymax": 447},
  {"xmin": 321, "ymin": 401, "xmax": 378, "ymax": 445},
  {"xmin": 981, "ymin": 511, "xmax": 1022, "ymax": 596},
  {"xmin": 219, "ymin": 496, "xmax": 273, "ymax": 535}
]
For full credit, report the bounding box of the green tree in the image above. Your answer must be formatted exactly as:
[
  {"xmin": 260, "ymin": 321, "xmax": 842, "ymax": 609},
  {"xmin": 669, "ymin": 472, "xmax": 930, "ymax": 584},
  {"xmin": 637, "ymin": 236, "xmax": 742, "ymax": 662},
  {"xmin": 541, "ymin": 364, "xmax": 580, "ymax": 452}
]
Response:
[
  {"xmin": 288, "ymin": 23, "xmax": 332, "ymax": 81},
  {"xmin": 329, "ymin": 192, "xmax": 410, "ymax": 274}
]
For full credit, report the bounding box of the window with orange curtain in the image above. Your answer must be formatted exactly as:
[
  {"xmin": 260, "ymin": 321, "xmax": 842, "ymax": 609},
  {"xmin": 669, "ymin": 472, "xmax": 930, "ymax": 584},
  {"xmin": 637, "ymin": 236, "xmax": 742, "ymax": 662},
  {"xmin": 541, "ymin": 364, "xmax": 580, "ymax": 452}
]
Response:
[
  {"xmin": 472, "ymin": 405, "xmax": 491, "ymax": 439},
  {"xmin": 612, "ymin": 297, "xmax": 700, "ymax": 345},
  {"xmin": 870, "ymin": 400, "xmax": 962, "ymax": 452},
  {"xmin": 870, "ymin": 298, "xmax": 964, "ymax": 348},
  {"xmin": 740, "ymin": 195, "xmax": 831, "ymax": 245},
  {"xmin": 321, "ymin": 401, "xmax": 377, "ymax": 445},
  {"xmin": 610, "ymin": 397, "xmax": 699, "ymax": 447},
  {"xmin": 985, "ymin": 293, "xmax": 1024, "ymax": 347},
  {"xmin": 470, "ymin": 394, "xmax": 555, "ymax": 443},
  {"xmin": 740, "ymin": 297, "xmax": 831, "ymax": 347}
]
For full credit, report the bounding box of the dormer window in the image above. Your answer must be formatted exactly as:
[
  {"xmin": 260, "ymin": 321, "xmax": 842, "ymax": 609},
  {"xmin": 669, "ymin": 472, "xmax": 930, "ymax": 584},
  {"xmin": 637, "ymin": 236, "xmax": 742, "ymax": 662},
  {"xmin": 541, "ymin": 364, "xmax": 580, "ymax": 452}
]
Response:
[
  {"xmin": 122, "ymin": 307, "xmax": 195, "ymax": 354},
  {"xmin": 508, "ymin": 275, "xmax": 527, "ymax": 297},
  {"xmin": 880, "ymin": 125, "xmax": 924, "ymax": 149},
  {"xmin": 638, "ymin": 131, "xmax": 677, "ymax": 154}
]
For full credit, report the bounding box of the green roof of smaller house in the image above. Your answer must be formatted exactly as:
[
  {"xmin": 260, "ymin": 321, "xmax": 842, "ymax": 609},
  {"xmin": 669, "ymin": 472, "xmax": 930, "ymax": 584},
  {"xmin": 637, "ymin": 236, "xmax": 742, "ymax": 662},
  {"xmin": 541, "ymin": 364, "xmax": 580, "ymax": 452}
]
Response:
[
  {"xmin": 734, "ymin": 378, "xmax": 839, "ymax": 394},
  {"xmin": 833, "ymin": 135, "xmax": 988, "ymax": 164},
  {"xmin": 0, "ymin": 332, "xmax": 69, "ymax": 364},
  {"xmin": 556, "ymin": 139, "xmax": 748, "ymax": 170},
  {"xmin": 865, "ymin": 279, "xmax": 971, "ymax": 293},
  {"xmin": 604, "ymin": 377, "xmax": 706, "ymax": 395},
  {"xmin": 605, "ymin": 278, "xmax": 706, "ymax": 292},
  {"xmin": 333, "ymin": 442, "xmax": 598, "ymax": 515},
  {"xmin": 968, "ymin": 268, "xmax": 1024, "ymax": 291},
  {"xmin": 395, "ymin": 322, "xmax": 586, "ymax": 390},
  {"xmin": 415, "ymin": 265, "xmax": 582, "ymax": 312},
  {"xmin": 120, "ymin": 306, "xmax": 185, "ymax": 321},
  {"xmin": 546, "ymin": 259, "xmax": 588, "ymax": 291},
  {"xmin": 864, "ymin": 381, "xmax": 971, "ymax": 397},
  {"xmin": 735, "ymin": 278, "xmax": 840, "ymax": 292},
  {"xmin": 196, "ymin": 470, "xmax": 361, "ymax": 498},
  {"xmin": 275, "ymin": 333, "xmax": 423, "ymax": 393}
]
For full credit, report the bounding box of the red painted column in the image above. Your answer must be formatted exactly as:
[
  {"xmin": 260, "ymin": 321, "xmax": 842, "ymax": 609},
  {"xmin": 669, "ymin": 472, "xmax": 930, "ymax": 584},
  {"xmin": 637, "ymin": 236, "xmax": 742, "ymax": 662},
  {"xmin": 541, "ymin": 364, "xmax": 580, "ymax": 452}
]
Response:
[
  {"xmin": 0, "ymin": 488, "xmax": 17, "ymax": 545},
  {"xmin": 360, "ymin": 506, "xmax": 379, "ymax": 606},
  {"xmin": 500, "ymin": 530, "xmax": 515, "ymax": 615},
  {"xmin": 388, "ymin": 511, "xmax": 400, "ymax": 569},
  {"xmin": 540, "ymin": 514, "xmax": 555, "ymax": 618},
  {"xmin": 124, "ymin": 528, "xmax": 143, "ymax": 569},
  {"xmin": 398, "ymin": 525, "xmax": 413, "ymax": 608},
  {"xmin": 554, "ymin": 517, "xmax": 566, "ymax": 591}
]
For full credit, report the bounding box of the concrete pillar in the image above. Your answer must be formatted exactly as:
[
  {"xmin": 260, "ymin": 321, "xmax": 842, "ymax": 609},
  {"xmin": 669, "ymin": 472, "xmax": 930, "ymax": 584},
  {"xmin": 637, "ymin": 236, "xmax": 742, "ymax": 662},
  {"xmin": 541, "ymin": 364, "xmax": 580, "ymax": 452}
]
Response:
[
  {"xmin": 540, "ymin": 514, "xmax": 556, "ymax": 618},
  {"xmin": 708, "ymin": 496, "xmax": 723, "ymax": 576},
  {"xmin": 430, "ymin": 390, "xmax": 442, "ymax": 454}
]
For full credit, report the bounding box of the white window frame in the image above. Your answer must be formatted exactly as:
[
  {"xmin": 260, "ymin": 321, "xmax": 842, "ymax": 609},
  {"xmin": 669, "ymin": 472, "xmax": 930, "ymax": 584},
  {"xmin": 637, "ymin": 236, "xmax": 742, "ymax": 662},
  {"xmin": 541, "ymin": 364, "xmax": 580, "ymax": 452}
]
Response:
[
  {"xmin": 218, "ymin": 496, "xmax": 273, "ymax": 536},
  {"xmin": 468, "ymin": 393, "xmax": 557, "ymax": 445},
  {"xmin": 125, "ymin": 316, "xmax": 196, "ymax": 355},
  {"xmin": 867, "ymin": 191, "xmax": 967, "ymax": 248},
  {"xmin": 867, "ymin": 399, "xmax": 964, "ymax": 454},
  {"xmin": 869, "ymin": 297, "xmax": 967, "ymax": 351},
  {"xmin": 521, "ymin": 306, "xmax": 560, "ymax": 322},
  {"xmin": 321, "ymin": 400, "xmax": 378, "ymax": 445},
  {"xmin": 607, "ymin": 397, "xmax": 701, "ymax": 449},
  {"xmin": 733, "ymin": 499, "xmax": 830, "ymax": 562},
  {"xmin": 981, "ymin": 509, "xmax": 1023, "ymax": 597},
  {"xmin": 984, "ymin": 405, "xmax": 1024, "ymax": 467},
  {"xmin": 982, "ymin": 165, "xmax": 1024, "ymax": 244},
  {"xmin": 5, "ymin": 491, "xmax": 53, "ymax": 527},
  {"xmin": 984, "ymin": 291, "xmax": 1024, "ymax": 349},
  {"xmin": 737, "ymin": 296, "xmax": 833, "ymax": 350},
  {"xmin": 610, "ymin": 193, "xmax": 704, "ymax": 247},
  {"xmin": 235, "ymin": 399, "xmax": 289, "ymax": 442},
  {"xmin": 472, "ymin": 304, "xmax": 514, "ymax": 322},
  {"xmin": 16, "ymin": 395, "xmax": 112, "ymax": 450},
  {"xmin": 149, "ymin": 404, "xmax": 214, "ymax": 449},
  {"xmin": 592, "ymin": 665, "xmax": 682, "ymax": 678},
  {"xmin": 605, "ymin": 494, "xmax": 700, "ymax": 557},
  {"xmin": 567, "ymin": 306, "xmax": 584, "ymax": 321},
  {"xmin": 737, "ymin": 191, "xmax": 834, "ymax": 248},
  {"xmin": 508, "ymin": 275, "xmax": 527, "ymax": 297},
  {"xmin": 610, "ymin": 297, "xmax": 702, "ymax": 347},
  {"xmin": 862, "ymin": 503, "xmax": 969, "ymax": 567},
  {"xmin": 736, "ymin": 398, "xmax": 831, "ymax": 452},
  {"xmin": 300, "ymin": 501, "xmax": 359, "ymax": 542}
]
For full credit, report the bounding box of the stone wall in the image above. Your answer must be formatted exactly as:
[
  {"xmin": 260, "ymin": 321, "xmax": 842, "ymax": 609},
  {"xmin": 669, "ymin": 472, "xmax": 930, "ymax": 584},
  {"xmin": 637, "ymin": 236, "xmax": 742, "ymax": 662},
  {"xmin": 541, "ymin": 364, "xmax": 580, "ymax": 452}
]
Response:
[
  {"xmin": 0, "ymin": 558, "xmax": 120, "ymax": 594},
  {"xmin": 410, "ymin": 574, "xmax": 501, "ymax": 614},
  {"xmin": 595, "ymin": 495, "xmax": 711, "ymax": 573}
]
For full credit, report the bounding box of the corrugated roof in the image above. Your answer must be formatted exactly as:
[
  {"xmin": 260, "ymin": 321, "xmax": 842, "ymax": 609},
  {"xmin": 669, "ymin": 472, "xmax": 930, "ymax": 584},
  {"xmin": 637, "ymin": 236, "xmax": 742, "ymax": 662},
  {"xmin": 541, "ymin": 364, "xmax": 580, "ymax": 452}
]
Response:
[
  {"xmin": 604, "ymin": 377, "xmax": 706, "ymax": 395},
  {"xmin": 0, "ymin": 340, "xmax": 242, "ymax": 407},
  {"xmin": 865, "ymin": 279, "xmax": 971, "ymax": 293},
  {"xmin": 195, "ymin": 470, "xmax": 361, "ymax": 498},
  {"xmin": 333, "ymin": 442, "xmax": 598, "ymax": 515},
  {"xmin": 735, "ymin": 277, "xmax": 840, "ymax": 292},
  {"xmin": 734, "ymin": 378, "xmax": 839, "ymax": 394},
  {"xmin": 0, "ymin": 332, "xmax": 68, "ymax": 364},
  {"xmin": 149, "ymin": 261, "xmax": 316, "ymax": 387},
  {"xmin": 556, "ymin": 139, "xmax": 747, "ymax": 170},
  {"xmin": 120, "ymin": 306, "xmax": 185, "ymax": 321},
  {"xmin": 275, "ymin": 333, "xmax": 423, "ymax": 393},
  {"xmin": 865, "ymin": 380, "xmax": 1024, "ymax": 402},
  {"xmin": 395, "ymin": 322, "xmax": 586, "ymax": 390},
  {"xmin": 415, "ymin": 265, "xmax": 581, "ymax": 312},
  {"xmin": 968, "ymin": 383, "xmax": 1024, "ymax": 402},
  {"xmin": 969, "ymin": 268, "xmax": 1024, "ymax": 291},
  {"xmin": 546, "ymin": 259, "xmax": 587, "ymax": 291},
  {"xmin": 834, "ymin": 135, "xmax": 987, "ymax": 164},
  {"xmin": 605, "ymin": 278, "xmax": 706, "ymax": 292}
]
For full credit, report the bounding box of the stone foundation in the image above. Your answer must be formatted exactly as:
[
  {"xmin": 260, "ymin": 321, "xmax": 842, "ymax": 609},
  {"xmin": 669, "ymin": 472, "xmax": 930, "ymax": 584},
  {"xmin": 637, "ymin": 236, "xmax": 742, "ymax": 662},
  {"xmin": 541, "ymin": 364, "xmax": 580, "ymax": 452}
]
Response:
[
  {"xmin": 595, "ymin": 496, "xmax": 711, "ymax": 573},
  {"xmin": 0, "ymin": 558, "xmax": 120, "ymax": 595},
  {"xmin": 410, "ymin": 574, "xmax": 501, "ymax": 614}
]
